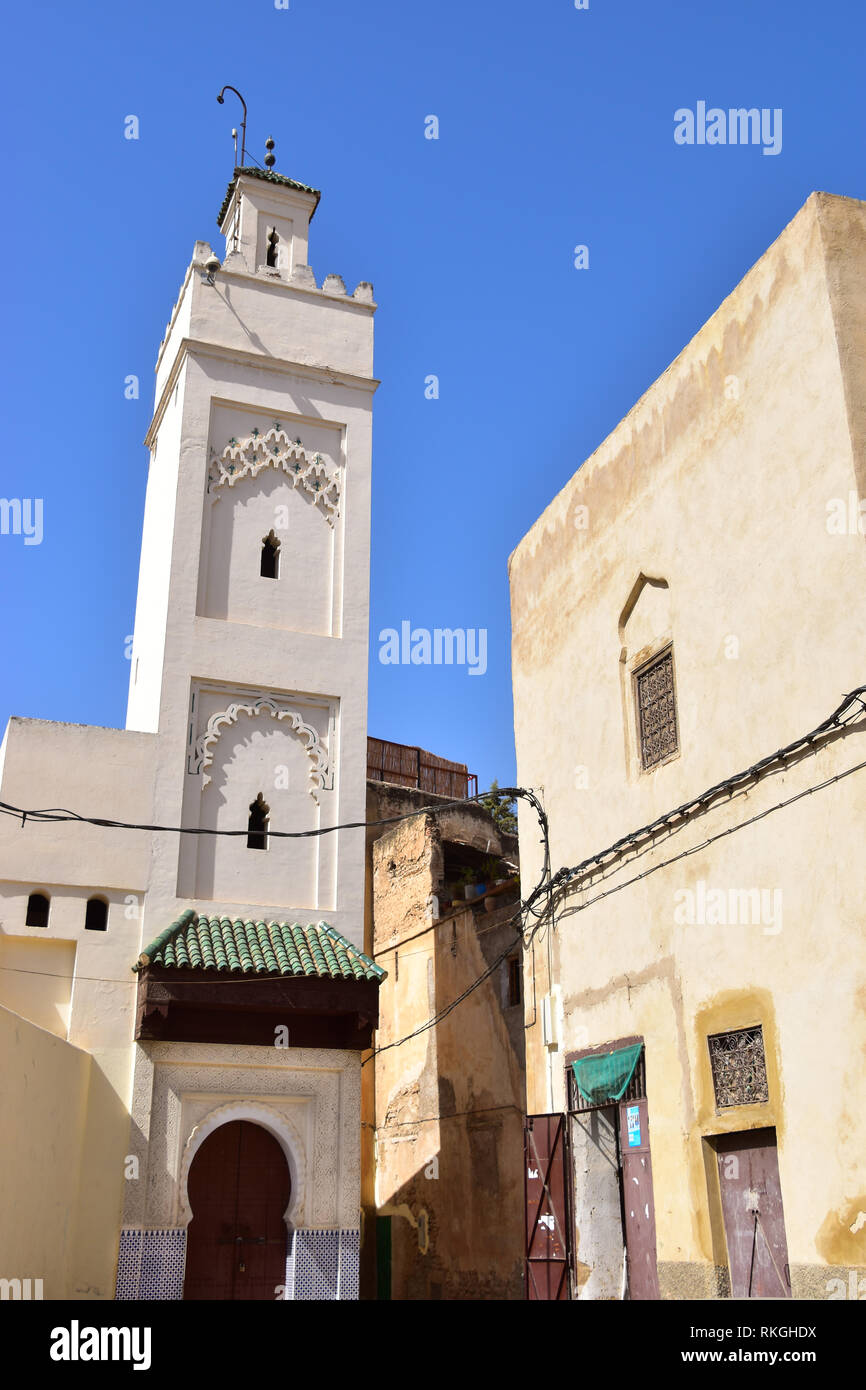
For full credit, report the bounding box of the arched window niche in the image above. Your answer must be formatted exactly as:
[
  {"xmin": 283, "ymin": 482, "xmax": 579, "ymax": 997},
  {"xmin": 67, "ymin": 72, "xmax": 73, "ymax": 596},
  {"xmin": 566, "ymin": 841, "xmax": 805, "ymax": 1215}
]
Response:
[
  {"xmin": 85, "ymin": 897, "xmax": 109, "ymax": 931},
  {"xmin": 260, "ymin": 530, "xmax": 281, "ymax": 580},
  {"xmin": 25, "ymin": 892, "xmax": 50, "ymax": 928},
  {"xmin": 247, "ymin": 792, "xmax": 270, "ymax": 851}
]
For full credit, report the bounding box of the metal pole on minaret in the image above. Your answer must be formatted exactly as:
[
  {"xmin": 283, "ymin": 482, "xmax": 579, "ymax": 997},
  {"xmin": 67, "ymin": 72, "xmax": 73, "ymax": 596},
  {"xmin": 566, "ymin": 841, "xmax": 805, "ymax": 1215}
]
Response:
[{"xmin": 216, "ymin": 85, "xmax": 247, "ymax": 167}]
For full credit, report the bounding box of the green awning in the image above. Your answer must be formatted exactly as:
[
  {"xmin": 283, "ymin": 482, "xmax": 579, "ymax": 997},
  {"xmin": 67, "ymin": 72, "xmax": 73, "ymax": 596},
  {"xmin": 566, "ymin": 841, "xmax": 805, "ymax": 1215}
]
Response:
[{"xmin": 572, "ymin": 1044, "xmax": 642, "ymax": 1105}]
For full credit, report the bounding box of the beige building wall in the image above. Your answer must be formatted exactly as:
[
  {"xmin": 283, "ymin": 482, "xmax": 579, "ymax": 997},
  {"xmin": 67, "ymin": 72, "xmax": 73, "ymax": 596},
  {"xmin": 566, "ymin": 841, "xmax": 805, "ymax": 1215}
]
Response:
[
  {"xmin": 0, "ymin": 1005, "xmax": 128, "ymax": 1299},
  {"xmin": 509, "ymin": 191, "xmax": 866, "ymax": 1298},
  {"xmin": 0, "ymin": 718, "xmax": 154, "ymax": 1299}
]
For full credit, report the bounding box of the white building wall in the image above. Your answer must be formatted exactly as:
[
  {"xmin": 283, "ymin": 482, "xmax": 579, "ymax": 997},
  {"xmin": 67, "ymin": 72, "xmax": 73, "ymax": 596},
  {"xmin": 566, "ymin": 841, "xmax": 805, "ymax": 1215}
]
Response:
[
  {"xmin": 128, "ymin": 207, "xmax": 376, "ymax": 946},
  {"xmin": 0, "ymin": 169, "xmax": 377, "ymax": 1302}
]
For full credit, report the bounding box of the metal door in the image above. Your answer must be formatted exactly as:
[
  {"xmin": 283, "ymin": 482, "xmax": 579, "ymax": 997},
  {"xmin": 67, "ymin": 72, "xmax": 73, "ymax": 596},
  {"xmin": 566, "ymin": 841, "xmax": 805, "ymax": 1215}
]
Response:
[
  {"xmin": 715, "ymin": 1128, "xmax": 791, "ymax": 1298},
  {"xmin": 617, "ymin": 1098, "xmax": 660, "ymax": 1299},
  {"xmin": 184, "ymin": 1120, "xmax": 290, "ymax": 1300},
  {"xmin": 524, "ymin": 1113, "xmax": 570, "ymax": 1299}
]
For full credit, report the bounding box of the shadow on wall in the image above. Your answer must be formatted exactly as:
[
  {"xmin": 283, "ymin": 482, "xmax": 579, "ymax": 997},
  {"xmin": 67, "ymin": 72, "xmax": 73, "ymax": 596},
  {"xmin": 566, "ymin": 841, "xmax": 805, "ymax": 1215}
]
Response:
[
  {"xmin": 379, "ymin": 904, "xmax": 526, "ymax": 1301},
  {"xmin": 0, "ymin": 1006, "xmax": 130, "ymax": 1300}
]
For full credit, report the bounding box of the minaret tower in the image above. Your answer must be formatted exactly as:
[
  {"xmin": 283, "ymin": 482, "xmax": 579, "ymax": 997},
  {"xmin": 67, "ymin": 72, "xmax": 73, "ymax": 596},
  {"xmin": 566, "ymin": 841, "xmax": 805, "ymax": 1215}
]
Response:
[{"xmin": 126, "ymin": 142, "xmax": 377, "ymax": 949}]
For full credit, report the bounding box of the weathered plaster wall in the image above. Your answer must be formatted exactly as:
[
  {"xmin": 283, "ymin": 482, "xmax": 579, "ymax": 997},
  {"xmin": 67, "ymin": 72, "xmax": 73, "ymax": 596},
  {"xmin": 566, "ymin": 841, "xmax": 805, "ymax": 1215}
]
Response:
[
  {"xmin": 509, "ymin": 192, "xmax": 866, "ymax": 1298},
  {"xmin": 365, "ymin": 784, "xmax": 525, "ymax": 1299}
]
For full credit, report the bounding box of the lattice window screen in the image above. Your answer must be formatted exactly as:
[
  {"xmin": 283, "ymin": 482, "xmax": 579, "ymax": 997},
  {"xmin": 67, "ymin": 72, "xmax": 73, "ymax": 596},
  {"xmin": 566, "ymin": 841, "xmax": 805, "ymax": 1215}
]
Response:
[
  {"xmin": 708, "ymin": 1025, "xmax": 769, "ymax": 1108},
  {"xmin": 636, "ymin": 648, "xmax": 678, "ymax": 770}
]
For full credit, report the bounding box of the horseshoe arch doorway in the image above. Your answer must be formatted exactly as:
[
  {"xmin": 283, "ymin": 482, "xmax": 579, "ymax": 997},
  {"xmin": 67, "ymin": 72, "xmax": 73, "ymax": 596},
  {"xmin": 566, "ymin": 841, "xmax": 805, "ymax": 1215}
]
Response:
[{"xmin": 183, "ymin": 1119, "xmax": 290, "ymax": 1300}]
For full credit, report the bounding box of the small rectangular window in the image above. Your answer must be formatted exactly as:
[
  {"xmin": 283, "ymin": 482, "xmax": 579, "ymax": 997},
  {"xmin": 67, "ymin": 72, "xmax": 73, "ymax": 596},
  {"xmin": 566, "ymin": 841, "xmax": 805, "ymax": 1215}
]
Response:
[
  {"xmin": 708, "ymin": 1025, "xmax": 769, "ymax": 1108},
  {"xmin": 507, "ymin": 956, "xmax": 521, "ymax": 1007},
  {"xmin": 635, "ymin": 647, "xmax": 678, "ymax": 770}
]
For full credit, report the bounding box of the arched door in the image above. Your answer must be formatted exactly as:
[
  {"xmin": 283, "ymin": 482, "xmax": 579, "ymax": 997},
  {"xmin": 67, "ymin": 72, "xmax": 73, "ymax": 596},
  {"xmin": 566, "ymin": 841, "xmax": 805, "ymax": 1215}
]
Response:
[{"xmin": 184, "ymin": 1120, "xmax": 290, "ymax": 1300}]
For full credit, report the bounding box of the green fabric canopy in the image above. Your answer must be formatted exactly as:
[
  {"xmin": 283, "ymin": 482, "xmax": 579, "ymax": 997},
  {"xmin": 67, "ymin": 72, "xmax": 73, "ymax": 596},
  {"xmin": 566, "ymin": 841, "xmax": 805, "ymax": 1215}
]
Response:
[{"xmin": 572, "ymin": 1044, "xmax": 642, "ymax": 1105}]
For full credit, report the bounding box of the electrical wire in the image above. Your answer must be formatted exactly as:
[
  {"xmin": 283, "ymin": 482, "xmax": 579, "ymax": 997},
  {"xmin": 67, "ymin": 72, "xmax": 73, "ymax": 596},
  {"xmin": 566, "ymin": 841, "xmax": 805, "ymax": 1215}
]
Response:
[
  {"xmin": 360, "ymin": 931, "xmax": 522, "ymax": 1068},
  {"xmin": 367, "ymin": 684, "xmax": 866, "ymax": 1062},
  {"xmin": 370, "ymin": 1102, "xmax": 523, "ymax": 1130},
  {"xmin": 548, "ymin": 683, "xmax": 865, "ymax": 897},
  {"xmin": 551, "ymin": 753, "xmax": 866, "ymax": 921},
  {"xmin": 4, "ymin": 687, "xmax": 860, "ymax": 1059},
  {"xmin": 0, "ymin": 786, "xmax": 531, "ymax": 841}
]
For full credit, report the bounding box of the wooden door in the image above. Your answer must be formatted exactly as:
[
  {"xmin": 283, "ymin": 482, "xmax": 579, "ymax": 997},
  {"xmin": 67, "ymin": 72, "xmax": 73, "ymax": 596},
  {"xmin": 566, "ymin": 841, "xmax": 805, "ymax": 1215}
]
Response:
[
  {"xmin": 715, "ymin": 1128, "xmax": 791, "ymax": 1298},
  {"xmin": 617, "ymin": 1099, "xmax": 660, "ymax": 1299},
  {"xmin": 184, "ymin": 1120, "xmax": 290, "ymax": 1300}
]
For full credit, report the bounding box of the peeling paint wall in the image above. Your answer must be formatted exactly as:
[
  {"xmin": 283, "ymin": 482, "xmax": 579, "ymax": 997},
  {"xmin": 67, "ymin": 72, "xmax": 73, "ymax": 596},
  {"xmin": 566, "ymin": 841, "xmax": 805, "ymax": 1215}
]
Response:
[
  {"xmin": 363, "ymin": 782, "xmax": 525, "ymax": 1299},
  {"xmin": 510, "ymin": 192, "xmax": 866, "ymax": 1299}
]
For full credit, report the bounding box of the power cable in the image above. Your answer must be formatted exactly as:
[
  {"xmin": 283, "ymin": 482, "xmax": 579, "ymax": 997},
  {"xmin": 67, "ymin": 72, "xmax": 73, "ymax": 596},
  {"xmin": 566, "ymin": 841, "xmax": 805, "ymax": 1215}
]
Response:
[
  {"xmin": 548, "ymin": 683, "xmax": 865, "ymax": 895},
  {"xmin": 0, "ymin": 785, "xmax": 535, "ymax": 842}
]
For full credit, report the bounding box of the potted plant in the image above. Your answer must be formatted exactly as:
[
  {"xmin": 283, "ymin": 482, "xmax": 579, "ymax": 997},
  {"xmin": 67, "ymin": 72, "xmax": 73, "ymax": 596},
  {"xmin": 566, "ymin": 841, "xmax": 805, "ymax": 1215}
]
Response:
[{"xmin": 458, "ymin": 866, "xmax": 480, "ymax": 900}]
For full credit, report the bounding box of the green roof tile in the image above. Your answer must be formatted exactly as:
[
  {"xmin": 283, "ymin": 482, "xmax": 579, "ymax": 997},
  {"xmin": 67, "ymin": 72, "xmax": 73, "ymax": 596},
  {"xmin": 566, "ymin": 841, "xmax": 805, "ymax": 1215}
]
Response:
[
  {"xmin": 217, "ymin": 166, "xmax": 321, "ymax": 229},
  {"xmin": 136, "ymin": 910, "xmax": 384, "ymax": 983}
]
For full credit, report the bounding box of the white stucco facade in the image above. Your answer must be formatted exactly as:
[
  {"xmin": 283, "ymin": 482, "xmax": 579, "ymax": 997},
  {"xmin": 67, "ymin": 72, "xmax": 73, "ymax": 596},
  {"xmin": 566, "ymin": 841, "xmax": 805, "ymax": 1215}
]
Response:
[{"xmin": 0, "ymin": 164, "xmax": 378, "ymax": 1300}]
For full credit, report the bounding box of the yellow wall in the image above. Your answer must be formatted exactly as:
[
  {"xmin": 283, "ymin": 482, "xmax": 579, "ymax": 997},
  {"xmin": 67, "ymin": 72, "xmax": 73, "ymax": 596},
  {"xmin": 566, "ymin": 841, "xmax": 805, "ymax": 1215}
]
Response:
[
  {"xmin": 0, "ymin": 936, "xmax": 75, "ymax": 1037},
  {"xmin": 0, "ymin": 1004, "xmax": 129, "ymax": 1299}
]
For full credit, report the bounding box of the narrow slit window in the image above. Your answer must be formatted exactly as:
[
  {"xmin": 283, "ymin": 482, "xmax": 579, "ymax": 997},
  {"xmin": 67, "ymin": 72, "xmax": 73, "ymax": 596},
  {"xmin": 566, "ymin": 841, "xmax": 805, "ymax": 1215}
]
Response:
[
  {"xmin": 25, "ymin": 892, "xmax": 50, "ymax": 928},
  {"xmin": 266, "ymin": 227, "xmax": 280, "ymax": 267},
  {"xmin": 261, "ymin": 530, "xmax": 280, "ymax": 579},
  {"xmin": 85, "ymin": 897, "xmax": 109, "ymax": 932},
  {"xmin": 507, "ymin": 956, "xmax": 522, "ymax": 1007},
  {"xmin": 635, "ymin": 646, "xmax": 678, "ymax": 770},
  {"xmin": 247, "ymin": 793, "xmax": 270, "ymax": 851}
]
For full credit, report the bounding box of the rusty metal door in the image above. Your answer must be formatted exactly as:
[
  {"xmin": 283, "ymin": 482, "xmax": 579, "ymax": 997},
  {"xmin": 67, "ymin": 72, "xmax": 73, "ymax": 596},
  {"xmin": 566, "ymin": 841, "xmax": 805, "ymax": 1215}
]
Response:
[
  {"xmin": 524, "ymin": 1113, "xmax": 570, "ymax": 1299},
  {"xmin": 715, "ymin": 1128, "xmax": 791, "ymax": 1298},
  {"xmin": 184, "ymin": 1120, "xmax": 290, "ymax": 1300},
  {"xmin": 617, "ymin": 1099, "xmax": 660, "ymax": 1299}
]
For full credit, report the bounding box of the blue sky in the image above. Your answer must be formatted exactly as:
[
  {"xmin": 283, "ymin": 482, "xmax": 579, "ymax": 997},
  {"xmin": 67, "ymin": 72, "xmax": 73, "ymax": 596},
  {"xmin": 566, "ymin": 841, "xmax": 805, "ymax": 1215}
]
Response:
[{"xmin": 1, "ymin": 0, "xmax": 863, "ymax": 796}]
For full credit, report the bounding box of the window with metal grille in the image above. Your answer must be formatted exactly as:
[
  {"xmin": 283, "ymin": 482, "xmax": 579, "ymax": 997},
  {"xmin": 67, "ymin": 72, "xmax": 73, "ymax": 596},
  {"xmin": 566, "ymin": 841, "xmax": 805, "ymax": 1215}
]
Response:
[
  {"xmin": 708, "ymin": 1025, "xmax": 769, "ymax": 1108},
  {"xmin": 635, "ymin": 647, "xmax": 678, "ymax": 770}
]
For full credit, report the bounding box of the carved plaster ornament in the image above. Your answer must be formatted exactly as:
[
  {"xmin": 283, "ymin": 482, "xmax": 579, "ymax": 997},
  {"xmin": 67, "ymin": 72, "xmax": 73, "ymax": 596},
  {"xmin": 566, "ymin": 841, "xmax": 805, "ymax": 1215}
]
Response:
[
  {"xmin": 192, "ymin": 696, "xmax": 331, "ymax": 801},
  {"xmin": 207, "ymin": 426, "xmax": 341, "ymax": 525}
]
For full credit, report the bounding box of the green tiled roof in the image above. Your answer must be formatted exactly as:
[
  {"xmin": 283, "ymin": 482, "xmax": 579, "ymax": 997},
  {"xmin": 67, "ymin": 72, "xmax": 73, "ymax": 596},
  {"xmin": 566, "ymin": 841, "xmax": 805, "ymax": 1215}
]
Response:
[
  {"xmin": 217, "ymin": 166, "xmax": 321, "ymax": 228},
  {"xmin": 135, "ymin": 908, "xmax": 384, "ymax": 982}
]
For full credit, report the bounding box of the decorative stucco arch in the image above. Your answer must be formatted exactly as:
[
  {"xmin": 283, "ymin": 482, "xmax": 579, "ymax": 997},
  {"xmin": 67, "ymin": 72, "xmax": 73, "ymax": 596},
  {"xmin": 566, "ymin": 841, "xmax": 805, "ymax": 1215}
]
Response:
[
  {"xmin": 191, "ymin": 695, "xmax": 332, "ymax": 799},
  {"xmin": 207, "ymin": 426, "xmax": 341, "ymax": 527},
  {"xmin": 177, "ymin": 1099, "xmax": 307, "ymax": 1231}
]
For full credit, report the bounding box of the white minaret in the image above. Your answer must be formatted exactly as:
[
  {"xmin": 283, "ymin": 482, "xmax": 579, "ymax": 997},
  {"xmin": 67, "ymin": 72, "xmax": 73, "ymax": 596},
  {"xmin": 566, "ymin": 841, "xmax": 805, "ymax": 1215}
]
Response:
[{"xmin": 125, "ymin": 149, "xmax": 377, "ymax": 949}]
